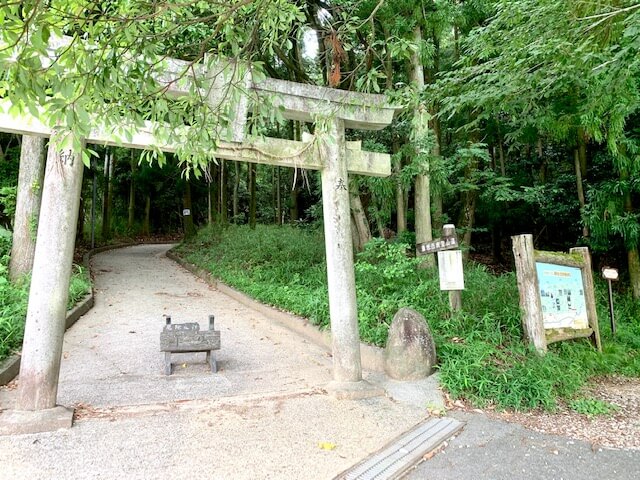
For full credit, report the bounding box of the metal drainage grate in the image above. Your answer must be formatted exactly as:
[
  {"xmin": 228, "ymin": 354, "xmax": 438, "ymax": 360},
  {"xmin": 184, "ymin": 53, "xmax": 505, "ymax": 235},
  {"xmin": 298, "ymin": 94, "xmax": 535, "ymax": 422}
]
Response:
[{"xmin": 336, "ymin": 417, "xmax": 465, "ymax": 480}]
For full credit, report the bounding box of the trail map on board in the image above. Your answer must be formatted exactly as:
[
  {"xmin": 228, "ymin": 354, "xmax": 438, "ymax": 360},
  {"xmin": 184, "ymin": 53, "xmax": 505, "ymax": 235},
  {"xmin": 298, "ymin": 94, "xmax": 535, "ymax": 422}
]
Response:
[{"xmin": 536, "ymin": 262, "xmax": 588, "ymax": 329}]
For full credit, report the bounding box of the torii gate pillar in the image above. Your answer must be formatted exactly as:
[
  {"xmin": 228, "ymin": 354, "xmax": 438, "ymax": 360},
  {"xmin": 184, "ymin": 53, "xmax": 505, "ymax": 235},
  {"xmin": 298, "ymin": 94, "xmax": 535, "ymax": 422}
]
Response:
[
  {"xmin": 320, "ymin": 118, "xmax": 362, "ymax": 383},
  {"xmin": 10, "ymin": 134, "xmax": 84, "ymax": 430}
]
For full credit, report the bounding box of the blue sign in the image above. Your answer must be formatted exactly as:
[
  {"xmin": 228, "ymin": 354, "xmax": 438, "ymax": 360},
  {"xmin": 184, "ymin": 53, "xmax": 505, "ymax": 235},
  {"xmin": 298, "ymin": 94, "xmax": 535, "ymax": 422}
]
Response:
[{"xmin": 536, "ymin": 262, "xmax": 588, "ymax": 329}]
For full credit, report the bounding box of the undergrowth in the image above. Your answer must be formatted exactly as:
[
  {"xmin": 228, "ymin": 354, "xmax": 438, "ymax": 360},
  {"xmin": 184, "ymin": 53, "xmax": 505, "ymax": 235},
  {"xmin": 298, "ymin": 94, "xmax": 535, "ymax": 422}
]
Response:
[
  {"xmin": 0, "ymin": 228, "xmax": 91, "ymax": 361},
  {"xmin": 175, "ymin": 225, "xmax": 640, "ymax": 412}
]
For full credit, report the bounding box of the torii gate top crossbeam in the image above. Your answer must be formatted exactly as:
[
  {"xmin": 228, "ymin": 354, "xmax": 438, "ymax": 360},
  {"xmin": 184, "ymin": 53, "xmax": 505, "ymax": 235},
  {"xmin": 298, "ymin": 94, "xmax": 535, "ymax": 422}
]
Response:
[{"xmin": 158, "ymin": 58, "xmax": 398, "ymax": 131}]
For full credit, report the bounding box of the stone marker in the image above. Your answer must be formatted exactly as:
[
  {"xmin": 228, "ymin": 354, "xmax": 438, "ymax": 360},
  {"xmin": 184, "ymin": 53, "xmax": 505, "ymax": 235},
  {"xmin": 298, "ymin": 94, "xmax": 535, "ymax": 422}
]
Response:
[
  {"xmin": 384, "ymin": 308, "xmax": 437, "ymax": 381},
  {"xmin": 160, "ymin": 315, "xmax": 221, "ymax": 375}
]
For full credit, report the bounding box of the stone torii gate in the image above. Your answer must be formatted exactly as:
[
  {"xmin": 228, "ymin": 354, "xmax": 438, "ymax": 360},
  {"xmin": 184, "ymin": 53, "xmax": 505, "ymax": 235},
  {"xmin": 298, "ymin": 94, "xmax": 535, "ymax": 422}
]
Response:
[{"xmin": 0, "ymin": 57, "xmax": 397, "ymax": 432}]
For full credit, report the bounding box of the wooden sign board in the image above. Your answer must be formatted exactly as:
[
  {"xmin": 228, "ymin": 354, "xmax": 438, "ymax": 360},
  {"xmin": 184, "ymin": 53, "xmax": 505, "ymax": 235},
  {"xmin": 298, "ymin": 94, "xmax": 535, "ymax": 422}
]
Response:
[
  {"xmin": 512, "ymin": 234, "xmax": 601, "ymax": 353},
  {"xmin": 417, "ymin": 235, "xmax": 458, "ymax": 255},
  {"xmin": 437, "ymin": 250, "xmax": 465, "ymax": 291}
]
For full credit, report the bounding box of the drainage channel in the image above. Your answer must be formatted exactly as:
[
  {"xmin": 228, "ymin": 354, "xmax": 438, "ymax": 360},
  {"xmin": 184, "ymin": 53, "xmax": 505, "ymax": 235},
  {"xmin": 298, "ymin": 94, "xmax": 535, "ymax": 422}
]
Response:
[{"xmin": 335, "ymin": 417, "xmax": 465, "ymax": 480}]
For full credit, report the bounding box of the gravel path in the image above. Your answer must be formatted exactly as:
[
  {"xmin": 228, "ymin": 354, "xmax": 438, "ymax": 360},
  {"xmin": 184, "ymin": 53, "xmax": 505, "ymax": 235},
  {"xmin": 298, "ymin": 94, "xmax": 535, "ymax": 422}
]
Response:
[{"xmin": 0, "ymin": 244, "xmax": 427, "ymax": 479}]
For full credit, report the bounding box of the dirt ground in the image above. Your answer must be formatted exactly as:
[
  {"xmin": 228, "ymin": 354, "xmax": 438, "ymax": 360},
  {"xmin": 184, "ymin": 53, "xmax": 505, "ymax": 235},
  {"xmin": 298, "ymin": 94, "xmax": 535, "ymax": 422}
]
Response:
[{"xmin": 446, "ymin": 376, "xmax": 640, "ymax": 451}]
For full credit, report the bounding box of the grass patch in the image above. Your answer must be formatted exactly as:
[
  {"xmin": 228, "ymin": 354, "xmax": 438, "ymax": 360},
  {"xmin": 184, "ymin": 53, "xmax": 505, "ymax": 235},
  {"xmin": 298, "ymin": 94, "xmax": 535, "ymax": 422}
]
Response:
[
  {"xmin": 175, "ymin": 224, "xmax": 640, "ymax": 411},
  {"xmin": 569, "ymin": 397, "xmax": 620, "ymax": 417},
  {"xmin": 0, "ymin": 228, "xmax": 92, "ymax": 362}
]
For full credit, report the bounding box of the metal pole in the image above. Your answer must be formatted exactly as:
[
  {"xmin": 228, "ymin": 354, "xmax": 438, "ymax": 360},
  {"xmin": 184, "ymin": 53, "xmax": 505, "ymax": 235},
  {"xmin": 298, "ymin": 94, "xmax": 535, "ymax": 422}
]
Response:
[{"xmin": 607, "ymin": 279, "xmax": 616, "ymax": 336}]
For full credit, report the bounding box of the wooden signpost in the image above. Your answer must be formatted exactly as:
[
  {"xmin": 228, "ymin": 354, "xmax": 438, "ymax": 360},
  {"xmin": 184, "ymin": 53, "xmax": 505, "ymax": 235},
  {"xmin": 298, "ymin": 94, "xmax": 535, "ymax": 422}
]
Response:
[
  {"xmin": 602, "ymin": 267, "xmax": 619, "ymax": 336},
  {"xmin": 416, "ymin": 234, "xmax": 458, "ymax": 255},
  {"xmin": 512, "ymin": 234, "xmax": 601, "ymax": 353}
]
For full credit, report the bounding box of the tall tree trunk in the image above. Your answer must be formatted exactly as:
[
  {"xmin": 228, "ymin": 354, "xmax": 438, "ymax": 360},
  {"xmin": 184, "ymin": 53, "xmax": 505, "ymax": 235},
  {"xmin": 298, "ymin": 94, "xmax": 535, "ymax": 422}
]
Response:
[
  {"xmin": 386, "ymin": 44, "xmax": 406, "ymax": 235},
  {"xmin": 76, "ymin": 183, "xmax": 84, "ymax": 244},
  {"xmin": 459, "ymin": 154, "xmax": 480, "ymax": 261},
  {"xmin": 459, "ymin": 191, "xmax": 478, "ymax": 261},
  {"xmin": 289, "ymin": 168, "xmax": 300, "ymax": 223},
  {"xmin": 127, "ymin": 151, "xmax": 136, "ymax": 230},
  {"xmin": 219, "ymin": 159, "xmax": 227, "ymax": 224},
  {"xmin": 577, "ymin": 128, "xmax": 588, "ymax": 177},
  {"xmin": 426, "ymin": 23, "xmax": 444, "ymax": 231},
  {"xmin": 207, "ymin": 162, "xmax": 213, "ymax": 225},
  {"xmin": 628, "ymin": 248, "xmax": 640, "ymax": 300},
  {"xmin": 393, "ymin": 142, "xmax": 407, "ymax": 234},
  {"xmin": 350, "ymin": 184, "xmax": 371, "ymax": 252},
  {"xmin": 574, "ymin": 149, "xmax": 589, "ymax": 238},
  {"xmin": 430, "ymin": 114, "xmax": 443, "ymax": 230},
  {"xmin": 274, "ymin": 166, "xmax": 282, "ymax": 225},
  {"xmin": 621, "ymin": 167, "xmax": 640, "ymax": 299},
  {"xmin": 101, "ymin": 148, "xmax": 113, "ymax": 240},
  {"xmin": 411, "ymin": 26, "xmax": 434, "ymax": 266},
  {"xmin": 233, "ymin": 162, "xmax": 241, "ymax": 222},
  {"xmin": 142, "ymin": 194, "xmax": 151, "ymax": 235},
  {"xmin": 249, "ymin": 163, "xmax": 257, "ymax": 229},
  {"xmin": 9, "ymin": 135, "xmax": 46, "ymax": 281},
  {"xmin": 374, "ymin": 209, "xmax": 386, "ymax": 238},
  {"xmin": 499, "ymin": 142, "xmax": 506, "ymax": 176},
  {"xmin": 211, "ymin": 160, "xmax": 220, "ymax": 221}
]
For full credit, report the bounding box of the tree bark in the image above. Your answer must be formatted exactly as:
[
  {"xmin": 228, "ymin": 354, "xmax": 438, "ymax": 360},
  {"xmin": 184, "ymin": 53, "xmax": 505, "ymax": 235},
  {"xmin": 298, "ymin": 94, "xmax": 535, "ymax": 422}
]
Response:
[
  {"xmin": 219, "ymin": 159, "xmax": 227, "ymax": 224},
  {"xmin": 498, "ymin": 139, "xmax": 506, "ymax": 176},
  {"xmin": 9, "ymin": 135, "xmax": 46, "ymax": 282},
  {"xmin": 127, "ymin": 151, "xmax": 136, "ymax": 230},
  {"xmin": 101, "ymin": 148, "xmax": 113, "ymax": 240},
  {"xmin": 622, "ymin": 168, "xmax": 640, "ymax": 299},
  {"xmin": 211, "ymin": 160, "xmax": 219, "ymax": 221},
  {"xmin": 207, "ymin": 163, "xmax": 213, "ymax": 225},
  {"xmin": 143, "ymin": 194, "xmax": 151, "ymax": 235},
  {"xmin": 290, "ymin": 178, "xmax": 300, "ymax": 223},
  {"xmin": 574, "ymin": 149, "xmax": 589, "ymax": 238},
  {"xmin": 577, "ymin": 128, "xmax": 588, "ymax": 177},
  {"xmin": 459, "ymin": 154, "xmax": 479, "ymax": 261},
  {"xmin": 430, "ymin": 115, "xmax": 443, "ymax": 230},
  {"xmin": 411, "ymin": 26, "xmax": 434, "ymax": 267},
  {"xmin": 249, "ymin": 162, "xmax": 257, "ymax": 229},
  {"xmin": 76, "ymin": 182, "xmax": 85, "ymax": 244},
  {"xmin": 393, "ymin": 144, "xmax": 406, "ymax": 234},
  {"xmin": 274, "ymin": 166, "xmax": 282, "ymax": 225},
  {"xmin": 629, "ymin": 248, "xmax": 640, "ymax": 300},
  {"xmin": 512, "ymin": 234, "xmax": 547, "ymax": 353},
  {"xmin": 349, "ymin": 186, "xmax": 371, "ymax": 252},
  {"xmin": 233, "ymin": 162, "xmax": 240, "ymax": 222}
]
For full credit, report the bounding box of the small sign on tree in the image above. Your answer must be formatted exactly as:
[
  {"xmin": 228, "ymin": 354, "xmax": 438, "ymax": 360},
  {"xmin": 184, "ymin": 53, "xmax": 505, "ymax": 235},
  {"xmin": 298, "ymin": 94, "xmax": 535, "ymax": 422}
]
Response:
[{"xmin": 512, "ymin": 234, "xmax": 601, "ymax": 353}]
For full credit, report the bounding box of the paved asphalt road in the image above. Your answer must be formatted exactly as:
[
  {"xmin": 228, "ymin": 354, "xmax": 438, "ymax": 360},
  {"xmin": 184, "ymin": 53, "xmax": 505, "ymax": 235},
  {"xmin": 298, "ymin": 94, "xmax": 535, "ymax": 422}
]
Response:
[{"xmin": 406, "ymin": 411, "xmax": 639, "ymax": 480}]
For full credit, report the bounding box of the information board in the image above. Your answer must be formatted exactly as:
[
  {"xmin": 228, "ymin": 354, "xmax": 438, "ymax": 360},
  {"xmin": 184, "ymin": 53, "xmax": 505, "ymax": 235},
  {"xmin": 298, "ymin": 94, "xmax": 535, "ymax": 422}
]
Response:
[
  {"xmin": 438, "ymin": 250, "xmax": 465, "ymax": 291},
  {"xmin": 536, "ymin": 262, "xmax": 588, "ymax": 330}
]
